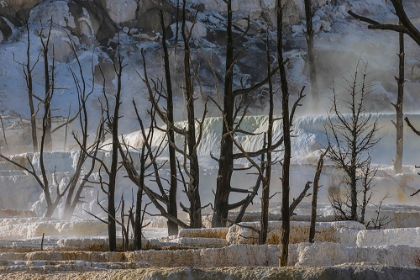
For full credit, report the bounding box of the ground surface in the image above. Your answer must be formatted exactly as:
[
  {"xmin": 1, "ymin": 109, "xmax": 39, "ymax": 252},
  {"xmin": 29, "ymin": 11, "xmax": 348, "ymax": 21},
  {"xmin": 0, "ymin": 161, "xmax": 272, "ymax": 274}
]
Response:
[{"xmin": 4, "ymin": 266, "xmax": 420, "ymax": 280}]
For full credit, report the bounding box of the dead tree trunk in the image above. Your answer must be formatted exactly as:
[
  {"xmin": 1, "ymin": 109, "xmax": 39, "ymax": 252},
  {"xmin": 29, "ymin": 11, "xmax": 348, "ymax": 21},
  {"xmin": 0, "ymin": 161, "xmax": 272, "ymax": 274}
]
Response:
[
  {"xmin": 138, "ymin": 50, "xmax": 191, "ymax": 231},
  {"xmin": 61, "ymin": 41, "xmax": 101, "ymax": 220},
  {"xmin": 304, "ymin": 0, "xmax": 319, "ymax": 109},
  {"xmin": 212, "ymin": 0, "xmax": 280, "ymax": 228},
  {"xmin": 213, "ymin": 0, "xmax": 235, "ymax": 228},
  {"xmin": 160, "ymin": 10, "xmax": 179, "ymax": 236},
  {"xmin": 105, "ymin": 54, "xmax": 125, "ymax": 251},
  {"xmin": 40, "ymin": 22, "xmax": 53, "ymax": 151},
  {"xmin": 181, "ymin": 0, "xmax": 202, "ymax": 228},
  {"xmin": 326, "ymin": 62, "xmax": 380, "ymax": 223},
  {"xmin": 24, "ymin": 23, "xmax": 38, "ymax": 152},
  {"xmin": 309, "ymin": 147, "xmax": 329, "ymax": 243},
  {"xmin": 394, "ymin": 23, "xmax": 405, "ymax": 174},
  {"xmin": 348, "ymin": 2, "xmax": 419, "ymax": 174},
  {"xmin": 260, "ymin": 28, "xmax": 275, "ymax": 244},
  {"xmin": 278, "ymin": 1, "xmax": 291, "ymax": 267}
]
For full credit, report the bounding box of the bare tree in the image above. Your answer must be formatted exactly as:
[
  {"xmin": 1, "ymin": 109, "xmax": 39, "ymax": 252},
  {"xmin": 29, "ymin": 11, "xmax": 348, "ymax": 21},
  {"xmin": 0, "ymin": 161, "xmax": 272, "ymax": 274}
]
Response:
[
  {"xmin": 277, "ymin": 0, "xmax": 291, "ymax": 267},
  {"xmin": 309, "ymin": 147, "xmax": 329, "ymax": 243},
  {"xmin": 349, "ymin": 1, "xmax": 413, "ymax": 173},
  {"xmin": 179, "ymin": 0, "xmax": 205, "ymax": 228},
  {"xmin": 87, "ymin": 49, "xmax": 126, "ymax": 251},
  {"xmin": 0, "ymin": 22, "xmax": 65, "ymax": 217},
  {"xmin": 0, "ymin": 23, "xmax": 99, "ymax": 218},
  {"xmin": 393, "ymin": 22, "xmax": 405, "ymax": 174},
  {"xmin": 125, "ymin": 101, "xmax": 156, "ymax": 250},
  {"xmin": 159, "ymin": 9, "xmax": 179, "ymax": 236},
  {"xmin": 126, "ymin": 36, "xmax": 209, "ymax": 232},
  {"xmin": 59, "ymin": 38, "xmax": 103, "ymax": 220},
  {"xmin": 349, "ymin": 1, "xmax": 420, "ymax": 46},
  {"xmin": 212, "ymin": 0, "xmax": 280, "ymax": 228},
  {"xmin": 39, "ymin": 20, "xmax": 54, "ymax": 151},
  {"xmin": 106, "ymin": 53, "xmax": 124, "ymax": 251},
  {"xmin": 304, "ymin": 0, "xmax": 319, "ymax": 109},
  {"xmin": 326, "ymin": 62, "xmax": 380, "ymax": 222},
  {"xmin": 212, "ymin": 0, "xmax": 236, "ymax": 228},
  {"xmin": 134, "ymin": 3, "xmax": 208, "ymax": 232},
  {"xmin": 14, "ymin": 21, "xmax": 40, "ymax": 152},
  {"xmin": 261, "ymin": 28, "xmax": 275, "ymax": 244},
  {"xmin": 118, "ymin": 97, "xmax": 190, "ymax": 230},
  {"xmin": 0, "ymin": 95, "xmax": 67, "ymax": 217}
]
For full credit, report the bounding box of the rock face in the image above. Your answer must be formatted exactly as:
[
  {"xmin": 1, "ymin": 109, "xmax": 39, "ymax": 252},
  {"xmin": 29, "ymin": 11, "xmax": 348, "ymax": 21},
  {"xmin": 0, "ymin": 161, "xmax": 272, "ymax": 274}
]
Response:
[
  {"xmin": 98, "ymin": 0, "xmax": 137, "ymax": 24},
  {"xmin": 189, "ymin": 0, "xmax": 320, "ymax": 26},
  {"xmin": 0, "ymin": 0, "xmax": 43, "ymax": 24},
  {"xmin": 356, "ymin": 227, "xmax": 420, "ymax": 247},
  {"xmin": 136, "ymin": 0, "xmax": 173, "ymax": 32},
  {"xmin": 3, "ymin": 242, "xmax": 420, "ymax": 270},
  {"xmin": 226, "ymin": 221, "xmax": 365, "ymax": 245},
  {"xmin": 0, "ymin": 218, "xmax": 107, "ymax": 239},
  {"xmin": 295, "ymin": 243, "xmax": 420, "ymax": 268},
  {"xmin": 2, "ymin": 0, "xmax": 117, "ymax": 46},
  {"xmin": 0, "ymin": 16, "xmax": 12, "ymax": 41},
  {"xmin": 178, "ymin": 228, "xmax": 229, "ymax": 239}
]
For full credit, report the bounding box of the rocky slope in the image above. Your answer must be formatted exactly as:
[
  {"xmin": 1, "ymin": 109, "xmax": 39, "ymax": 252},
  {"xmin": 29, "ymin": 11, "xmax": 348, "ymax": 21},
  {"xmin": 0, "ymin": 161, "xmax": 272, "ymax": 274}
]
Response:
[{"xmin": 0, "ymin": 0, "xmax": 419, "ymax": 142}]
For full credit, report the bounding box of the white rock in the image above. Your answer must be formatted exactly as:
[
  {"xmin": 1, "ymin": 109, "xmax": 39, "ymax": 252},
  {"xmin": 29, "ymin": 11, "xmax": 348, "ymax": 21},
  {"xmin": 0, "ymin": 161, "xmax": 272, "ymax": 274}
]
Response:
[
  {"xmin": 313, "ymin": 21, "xmax": 322, "ymax": 33},
  {"xmin": 207, "ymin": 15, "xmax": 220, "ymax": 25},
  {"xmin": 178, "ymin": 228, "xmax": 229, "ymax": 239},
  {"xmin": 292, "ymin": 24, "xmax": 303, "ymax": 33},
  {"xmin": 0, "ymin": 218, "xmax": 108, "ymax": 239},
  {"xmin": 171, "ymin": 21, "xmax": 207, "ymax": 39},
  {"xmin": 356, "ymin": 227, "xmax": 420, "ymax": 247},
  {"xmin": 178, "ymin": 237, "xmax": 228, "ymax": 248},
  {"xmin": 128, "ymin": 28, "xmax": 139, "ymax": 35},
  {"xmin": 321, "ymin": 20, "xmax": 331, "ymax": 32},
  {"xmin": 261, "ymin": 0, "xmax": 275, "ymax": 10},
  {"xmin": 296, "ymin": 242, "xmax": 349, "ymax": 267},
  {"xmin": 295, "ymin": 242, "xmax": 420, "ymax": 267},
  {"xmin": 101, "ymin": 0, "xmax": 137, "ymax": 24},
  {"xmin": 226, "ymin": 221, "xmax": 365, "ymax": 245}
]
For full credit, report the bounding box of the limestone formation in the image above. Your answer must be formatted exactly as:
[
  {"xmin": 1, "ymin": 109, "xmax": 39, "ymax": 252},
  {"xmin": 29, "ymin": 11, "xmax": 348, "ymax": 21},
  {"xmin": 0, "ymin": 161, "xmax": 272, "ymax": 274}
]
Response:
[
  {"xmin": 226, "ymin": 221, "xmax": 365, "ymax": 245},
  {"xmin": 356, "ymin": 227, "xmax": 420, "ymax": 248},
  {"xmin": 25, "ymin": 0, "xmax": 116, "ymax": 47},
  {"xmin": 177, "ymin": 237, "xmax": 228, "ymax": 248},
  {"xmin": 0, "ymin": 218, "xmax": 108, "ymax": 239},
  {"xmin": 0, "ymin": 0, "xmax": 43, "ymax": 24},
  {"xmin": 178, "ymin": 227, "xmax": 229, "ymax": 239},
  {"xmin": 136, "ymin": 0, "xmax": 173, "ymax": 33},
  {"xmin": 98, "ymin": 0, "xmax": 137, "ymax": 24}
]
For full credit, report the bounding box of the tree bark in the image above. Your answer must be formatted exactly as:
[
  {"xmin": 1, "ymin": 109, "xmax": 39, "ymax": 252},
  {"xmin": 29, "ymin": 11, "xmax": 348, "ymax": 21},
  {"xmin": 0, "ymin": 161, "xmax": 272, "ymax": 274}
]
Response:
[
  {"xmin": 309, "ymin": 147, "xmax": 328, "ymax": 243},
  {"xmin": 394, "ymin": 23, "xmax": 404, "ymax": 174},
  {"xmin": 41, "ymin": 32, "xmax": 52, "ymax": 152},
  {"xmin": 25, "ymin": 23, "xmax": 38, "ymax": 153},
  {"xmin": 304, "ymin": 0, "xmax": 319, "ymax": 109},
  {"xmin": 260, "ymin": 28, "xmax": 275, "ymax": 244},
  {"xmin": 160, "ymin": 9, "xmax": 179, "ymax": 236},
  {"xmin": 278, "ymin": 1, "xmax": 291, "ymax": 267},
  {"xmin": 213, "ymin": 0, "xmax": 234, "ymax": 228},
  {"xmin": 181, "ymin": 0, "xmax": 202, "ymax": 228},
  {"xmin": 107, "ymin": 56, "xmax": 123, "ymax": 252}
]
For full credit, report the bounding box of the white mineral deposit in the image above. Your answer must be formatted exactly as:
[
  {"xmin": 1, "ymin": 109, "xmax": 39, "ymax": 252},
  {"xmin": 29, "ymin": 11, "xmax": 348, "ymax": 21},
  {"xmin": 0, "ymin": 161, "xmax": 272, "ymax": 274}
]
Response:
[{"xmin": 1, "ymin": 0, "xmax": 420, "ymax": 279}]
